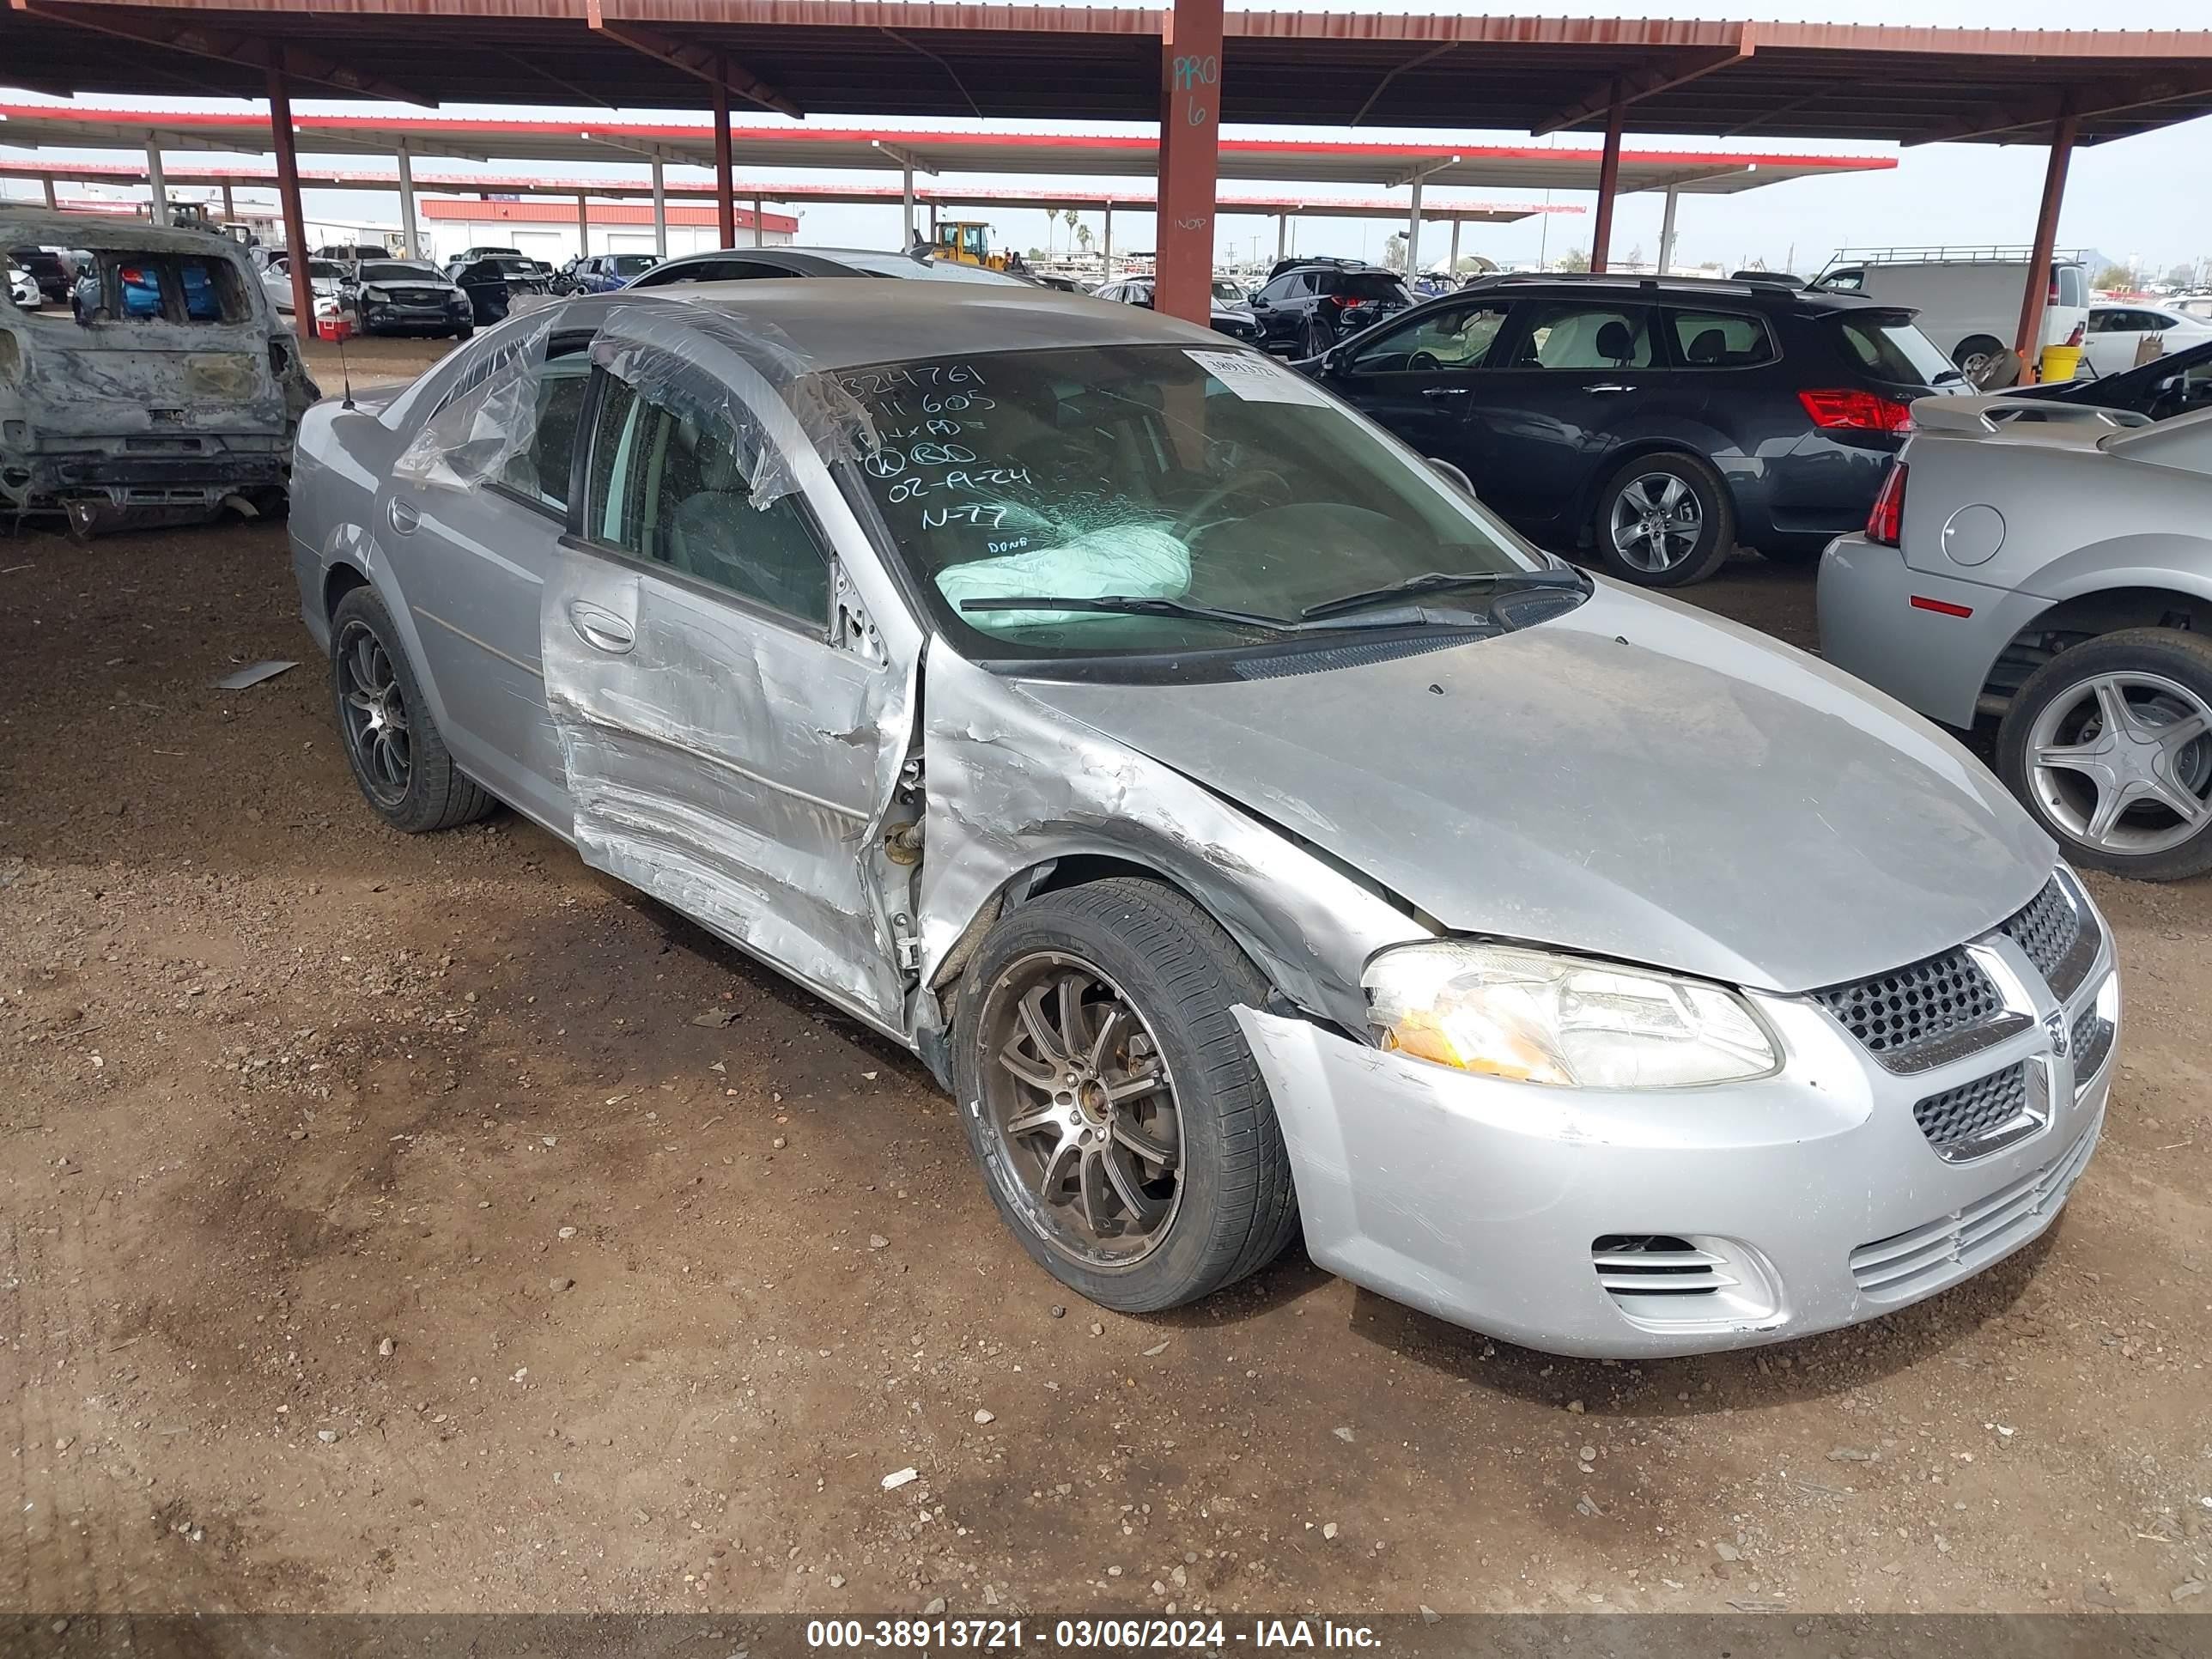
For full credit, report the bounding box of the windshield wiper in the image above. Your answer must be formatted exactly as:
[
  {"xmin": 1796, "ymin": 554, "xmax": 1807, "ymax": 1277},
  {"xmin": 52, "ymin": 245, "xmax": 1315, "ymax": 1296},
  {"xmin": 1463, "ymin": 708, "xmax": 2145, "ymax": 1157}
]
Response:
[
  {"xmin": 1299, "ymin": 567, "xmax": 1586, "ymax": 621},
  {"xmin": 959, "ymin": 593, "xmax": 1304, "ymax": 633}
]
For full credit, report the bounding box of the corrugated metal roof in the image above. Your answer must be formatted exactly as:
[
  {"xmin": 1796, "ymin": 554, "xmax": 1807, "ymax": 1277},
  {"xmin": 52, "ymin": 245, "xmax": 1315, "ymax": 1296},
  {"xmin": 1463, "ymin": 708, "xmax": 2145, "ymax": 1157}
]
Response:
[{"xmin": 3, "ymin": 6, "xmax": 2208, "ymax": 143}]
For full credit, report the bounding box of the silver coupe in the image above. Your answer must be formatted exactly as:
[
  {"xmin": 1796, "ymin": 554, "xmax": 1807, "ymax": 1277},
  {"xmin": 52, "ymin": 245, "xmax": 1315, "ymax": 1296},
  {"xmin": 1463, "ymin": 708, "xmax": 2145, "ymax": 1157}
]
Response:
[{"xmin": 289, "ymin": 284, "xmax": 2118, "ymax": 1357}]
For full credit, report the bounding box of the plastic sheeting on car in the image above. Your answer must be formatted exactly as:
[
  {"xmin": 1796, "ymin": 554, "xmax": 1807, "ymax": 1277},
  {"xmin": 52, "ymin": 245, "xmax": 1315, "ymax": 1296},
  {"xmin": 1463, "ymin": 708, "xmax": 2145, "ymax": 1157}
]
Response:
[
  {"xmin": 391, "ymin": 312, "xmax": 555, "ymax": 491},
  {"xmin": 588, "ymin": 301, "xmax": 878, "ymax": 510}
]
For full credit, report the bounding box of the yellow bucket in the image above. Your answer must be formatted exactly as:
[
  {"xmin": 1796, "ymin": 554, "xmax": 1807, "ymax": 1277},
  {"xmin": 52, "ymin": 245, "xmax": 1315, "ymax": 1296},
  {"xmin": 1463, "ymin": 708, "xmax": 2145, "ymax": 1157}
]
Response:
[{"xmin": 2039, "ymin": 344, "xmax": 2083, "ymax": 384}]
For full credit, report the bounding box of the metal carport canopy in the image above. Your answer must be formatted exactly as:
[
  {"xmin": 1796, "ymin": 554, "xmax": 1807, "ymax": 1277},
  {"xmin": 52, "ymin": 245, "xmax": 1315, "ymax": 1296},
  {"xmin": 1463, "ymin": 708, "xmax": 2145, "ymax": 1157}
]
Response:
[
  {"xmin": 3, "ymin": 156, "xmax": 1577, "ymax": 224},
  {"xmin": 0, "ymin": 106, "xmax": 1892, "ymax": 198},
  {"xmin": 4, "ymin": 5, "xmax": 2211, "ymax": 146}
]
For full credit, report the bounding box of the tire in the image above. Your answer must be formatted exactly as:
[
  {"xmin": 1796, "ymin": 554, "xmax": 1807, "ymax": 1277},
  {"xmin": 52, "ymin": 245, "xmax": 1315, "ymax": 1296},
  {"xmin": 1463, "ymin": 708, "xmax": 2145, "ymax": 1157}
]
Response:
[
  {"xmin": 1955, "ymin": 335, "xmax": 2020, "ymax": 390},
  {"xmin": 951, "ymin": 878, "xmax": 1300, "ymax": 1314},
  {"xmin": 1592, "ymin": 452, "xmax": 1736, "ymax": 587},
  {"xmin": 329, "ymin": 586, "xmax": 496, "ymax": 835},
  {"xmin": 1297, "ymin": 313, "xmax": 1333, "ymax": 358},
  {"xmin": 1996, "ymin": 628, "xmax": 2212, "ymax": 882},
  {"xmin": 453, "ymin": 324, "xmax": 474, "ymax": 340}
]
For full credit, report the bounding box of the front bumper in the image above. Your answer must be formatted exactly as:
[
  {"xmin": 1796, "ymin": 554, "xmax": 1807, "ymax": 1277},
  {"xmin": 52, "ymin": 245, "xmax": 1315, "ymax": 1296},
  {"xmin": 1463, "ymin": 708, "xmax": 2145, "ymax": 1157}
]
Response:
[
  {"xmin": 1235, "ymin": 915, "xmax": 2116, "ymax": 1358},
  {"xmin": 362, "ymin": 301, "xmax": 470, "ymax": 334}
]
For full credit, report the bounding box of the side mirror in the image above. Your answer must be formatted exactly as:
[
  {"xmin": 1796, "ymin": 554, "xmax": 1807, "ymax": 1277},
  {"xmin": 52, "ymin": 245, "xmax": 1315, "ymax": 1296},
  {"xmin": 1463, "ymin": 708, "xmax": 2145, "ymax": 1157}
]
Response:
[
  {"xmin": 1318, "ymin": 344, "xmax": 1349, "ymax": 376},
  {"xmin": 1426, "ymin": 457, "xmax": 1477, "ymax": 498},
  {"xmin": 1249, "ymin": 294, "xmax": 1271, "ymax": 309}
]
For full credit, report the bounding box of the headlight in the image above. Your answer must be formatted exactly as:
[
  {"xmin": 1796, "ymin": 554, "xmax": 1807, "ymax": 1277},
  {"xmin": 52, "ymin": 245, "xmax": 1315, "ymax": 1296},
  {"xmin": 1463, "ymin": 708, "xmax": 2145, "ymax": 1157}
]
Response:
[
  {"xmin": 362, "ymin": 285, "xmax": 390, "ymax": 301},
  {"xmin": 1362, "ymin": 940, "xmax": 1779, "ymax": 1089}
]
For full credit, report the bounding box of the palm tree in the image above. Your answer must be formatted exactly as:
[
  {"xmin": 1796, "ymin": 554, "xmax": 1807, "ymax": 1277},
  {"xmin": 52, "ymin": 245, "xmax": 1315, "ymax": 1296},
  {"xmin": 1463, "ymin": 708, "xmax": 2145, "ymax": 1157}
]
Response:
[{"xmin": 1076, "ymin": 223, "xmax": 1094, "ymax": 257}]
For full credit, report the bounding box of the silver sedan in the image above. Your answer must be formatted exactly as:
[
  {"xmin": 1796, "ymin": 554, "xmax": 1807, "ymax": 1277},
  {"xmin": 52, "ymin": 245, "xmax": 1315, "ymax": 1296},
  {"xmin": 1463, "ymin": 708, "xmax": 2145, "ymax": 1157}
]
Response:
[
  {"xmin": 1821, "ymin": 394, "xmax": 2212, "ymax": 881},
  {"xmin": 288, "ymin": 285, "xmax": 2115, "ymax": 1357}
]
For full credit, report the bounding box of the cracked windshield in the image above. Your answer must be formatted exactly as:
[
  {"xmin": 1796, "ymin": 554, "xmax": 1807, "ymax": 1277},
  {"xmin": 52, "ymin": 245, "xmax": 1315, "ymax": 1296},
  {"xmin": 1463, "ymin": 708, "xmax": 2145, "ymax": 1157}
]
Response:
[{"xmin": 836, "ymin": 343, "xmax": 1577, "ymax": 659}]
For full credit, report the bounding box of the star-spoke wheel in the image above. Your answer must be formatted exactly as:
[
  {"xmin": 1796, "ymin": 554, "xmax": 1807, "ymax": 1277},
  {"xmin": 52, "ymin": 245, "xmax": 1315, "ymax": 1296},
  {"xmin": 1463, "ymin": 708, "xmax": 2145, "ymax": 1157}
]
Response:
[
  {"xmin": 977, "ymin": 950, "xmax": 1185, "ymax": 1269},
  {"xmin": 2026, "ymin": 669, "xmax": 2212, "ymax": 859}
]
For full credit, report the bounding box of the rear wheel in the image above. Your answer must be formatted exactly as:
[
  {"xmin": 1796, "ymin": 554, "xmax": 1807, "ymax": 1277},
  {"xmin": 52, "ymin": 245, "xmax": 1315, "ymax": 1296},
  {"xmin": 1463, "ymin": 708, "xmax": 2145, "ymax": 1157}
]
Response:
[
  {"xmin": 1593, "ymin": 452, "xmax": 1735, "ymax": 587},
  {"xmin": 329, "ymin": 586, "xmax": 496, "ymax": 835},
  {"xmin": 1955, "ymin": 335, "xmax": 2020, "ymax": 390},
  {"xmin": 1298, "ymin": 313, "xmax": 1334, "ymax": 358},
  {"xmin": 1996, "ymin": 628, "xmax": 2212, "ymax": 881},
  {"xmin": 951, "ymin": 878, "xmax": 1299, "ymax": 1314}
]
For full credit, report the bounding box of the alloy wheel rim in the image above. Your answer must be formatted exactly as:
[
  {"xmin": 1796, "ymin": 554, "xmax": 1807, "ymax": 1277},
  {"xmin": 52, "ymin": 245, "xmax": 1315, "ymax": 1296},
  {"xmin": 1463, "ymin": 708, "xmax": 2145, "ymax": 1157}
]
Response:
[
  {"xmin": 1608, "ymin": 473, "xmax": 1703, "ymax": 573},
  {"xmin": 337, "ymin": 625, "xmax": 413, "ymax": 805},
  {"xmin": 976, "ymin": 950, "xmax": 1184, "ymax": 1270},
  {"xmin": 2027, "ymin": 669, "xmax": 2212, "ymax": 856}
]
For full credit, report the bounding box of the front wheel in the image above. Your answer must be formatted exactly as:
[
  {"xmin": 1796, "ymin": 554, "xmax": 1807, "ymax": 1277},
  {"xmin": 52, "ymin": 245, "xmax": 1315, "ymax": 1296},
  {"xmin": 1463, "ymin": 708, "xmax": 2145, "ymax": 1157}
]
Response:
[
  {"xmin": 951, "ymin": 878, "xmax": 1299, "ymax": 1314},
  {"xmin": 1955, "ymin": 335, "xmax": 2021, "ymax": 390},
  {"xmin": 1593, "ymin": 452, "xmax": 1736, "ymax": 586},
  {"xmin": 1997, "ymin": 628, "xmax": 2212, "ymax": 881}
]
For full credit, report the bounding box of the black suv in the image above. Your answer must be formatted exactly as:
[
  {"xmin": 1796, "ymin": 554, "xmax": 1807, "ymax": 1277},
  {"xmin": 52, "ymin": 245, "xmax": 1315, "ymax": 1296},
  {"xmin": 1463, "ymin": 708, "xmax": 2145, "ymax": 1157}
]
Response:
[
  {"xmin": 1305, "ymin": 272, "xmax": 1966, "ymax": 586},
  {"xmin": 1247, "ymin": 262, "xmax": 1412, "ymax": 356}
]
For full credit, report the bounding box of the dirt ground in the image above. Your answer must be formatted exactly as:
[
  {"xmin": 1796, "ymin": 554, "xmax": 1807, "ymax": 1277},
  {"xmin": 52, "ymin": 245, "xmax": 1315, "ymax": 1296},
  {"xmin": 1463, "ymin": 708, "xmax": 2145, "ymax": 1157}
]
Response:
[{"xmin": 4, "ymin": 334, "xmax": 2210, "ymax": 1620}]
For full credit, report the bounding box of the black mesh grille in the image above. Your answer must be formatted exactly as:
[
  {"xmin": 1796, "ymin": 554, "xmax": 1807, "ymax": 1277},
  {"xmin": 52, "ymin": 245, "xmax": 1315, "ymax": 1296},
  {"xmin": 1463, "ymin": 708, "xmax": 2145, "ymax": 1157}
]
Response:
[
  {"xmin": 2071, "ymin": 1005, "xmax": 2114, "ymax": 1085},
  {"xmin": 1913, "ymin": 1064, "xmax": 2031, "ymax": 1155},
  {"xmin": 1814, "ymin": 948, "xmax": 2003, "ymax": 1060},
  {"xmin": 2001, "ymin": 879, "xmax": 2079, "ymax": 981}
]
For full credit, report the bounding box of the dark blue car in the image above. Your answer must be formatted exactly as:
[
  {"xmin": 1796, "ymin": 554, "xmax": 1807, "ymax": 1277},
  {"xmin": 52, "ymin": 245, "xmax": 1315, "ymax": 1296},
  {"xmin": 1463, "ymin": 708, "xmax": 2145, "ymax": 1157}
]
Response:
[{"xmin": 1304, "ymin": 272, "xmax": 1966, "ymax": 586}]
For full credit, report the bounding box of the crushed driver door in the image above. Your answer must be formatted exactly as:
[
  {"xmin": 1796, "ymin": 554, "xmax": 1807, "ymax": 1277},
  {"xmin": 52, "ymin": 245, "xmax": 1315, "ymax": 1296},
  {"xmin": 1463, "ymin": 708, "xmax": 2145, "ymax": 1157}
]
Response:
[{"xmin": 538, "ymin": 325, "xmax": 918, "ymax": 1032}]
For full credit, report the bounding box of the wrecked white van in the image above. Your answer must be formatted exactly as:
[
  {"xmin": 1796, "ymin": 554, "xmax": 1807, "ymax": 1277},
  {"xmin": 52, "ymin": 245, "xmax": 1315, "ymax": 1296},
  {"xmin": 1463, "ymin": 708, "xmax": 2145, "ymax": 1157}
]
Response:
[{"xmin": 0, "ymin": 209, "xmax": 318, "ymax": 536}]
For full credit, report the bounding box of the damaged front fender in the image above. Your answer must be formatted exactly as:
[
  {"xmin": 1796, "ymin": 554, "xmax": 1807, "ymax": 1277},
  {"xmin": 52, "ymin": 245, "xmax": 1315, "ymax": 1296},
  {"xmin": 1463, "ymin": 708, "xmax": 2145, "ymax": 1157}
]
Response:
[{"xmin": 916, "ymin": 646, "xmax": 1426, "ymax": 1036}]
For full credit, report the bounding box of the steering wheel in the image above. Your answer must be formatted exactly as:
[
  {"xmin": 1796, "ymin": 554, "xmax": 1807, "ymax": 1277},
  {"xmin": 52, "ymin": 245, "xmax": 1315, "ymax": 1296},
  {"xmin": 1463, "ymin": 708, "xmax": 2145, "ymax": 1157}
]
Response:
[
  {"xmin": 1171, "ymin": 469, "xmax": 1291, "ymax": 538},
  {"xmin": 1408, "ymin": 349, "xmax": 1443, "ymax": 372}
]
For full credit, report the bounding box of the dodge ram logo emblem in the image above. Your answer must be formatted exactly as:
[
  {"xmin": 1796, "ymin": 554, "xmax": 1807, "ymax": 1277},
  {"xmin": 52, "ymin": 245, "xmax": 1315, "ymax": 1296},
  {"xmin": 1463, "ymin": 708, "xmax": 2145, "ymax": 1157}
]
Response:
[{"xmin": 2045, "ymin": 1011, "xmax": 2070, "ymax": 1057}]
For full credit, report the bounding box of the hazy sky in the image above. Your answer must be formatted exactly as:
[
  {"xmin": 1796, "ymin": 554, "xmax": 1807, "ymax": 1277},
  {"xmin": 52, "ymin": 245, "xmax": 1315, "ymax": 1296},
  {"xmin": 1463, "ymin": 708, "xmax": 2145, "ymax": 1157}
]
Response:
[{"xmin": 5, "ymin": 0, "xmax": 2209, "ymax": 277}]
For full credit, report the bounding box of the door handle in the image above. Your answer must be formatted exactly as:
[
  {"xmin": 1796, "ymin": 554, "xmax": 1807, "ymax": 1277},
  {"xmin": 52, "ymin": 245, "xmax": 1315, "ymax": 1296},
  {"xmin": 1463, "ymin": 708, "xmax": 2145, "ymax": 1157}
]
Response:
[
  {"xmin": 1583, "ymin": 383, "xmax": 1636, "ymax": 395},
  {"xmin": 386, "ymin": 496, "xmax": 420, "ymax": 535},
  {"xmin": 1421, "ymin": 386, "xmax": 1473, "ymax": 398},
  {"xmin": 567, "ymin": 600, "xmax": 635, "ymax": 654}
]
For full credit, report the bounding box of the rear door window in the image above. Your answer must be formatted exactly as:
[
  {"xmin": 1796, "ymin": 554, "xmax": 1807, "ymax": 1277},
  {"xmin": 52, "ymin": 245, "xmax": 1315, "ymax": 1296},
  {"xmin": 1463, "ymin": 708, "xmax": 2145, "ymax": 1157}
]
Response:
[
  {"xmin": 2056, "ymin": 265, "xmax": 2088, "ymax": 308},
  {"xmin": 496, "ymin": 340, "xmax": 595, "ymax": 514},
  {"xmin": 1665, "ymin": 308, "xmax": 1778, "ymax": 368},
  {"xmin": 1334, "ymin": 271, "xmax": 1410, "ymax": 303},
  {"xmin": 92, "ymin": 251, "xmax": 246, "ymax": 323},
  {"xmin": 1505, "ymin": 301, "xmax": 1656, "ymax": 369},
  {"xmin": 1834, "ymin": 313, "xmax": 1959, "ymax": 386}
]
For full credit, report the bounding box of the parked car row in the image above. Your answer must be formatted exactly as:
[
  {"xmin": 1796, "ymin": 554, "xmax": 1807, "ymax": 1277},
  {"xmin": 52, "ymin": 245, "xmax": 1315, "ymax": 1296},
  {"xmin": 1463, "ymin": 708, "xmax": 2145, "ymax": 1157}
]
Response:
[{"xmin": 258, "ymin": 254, "xmax": 477, "ymax": 337}]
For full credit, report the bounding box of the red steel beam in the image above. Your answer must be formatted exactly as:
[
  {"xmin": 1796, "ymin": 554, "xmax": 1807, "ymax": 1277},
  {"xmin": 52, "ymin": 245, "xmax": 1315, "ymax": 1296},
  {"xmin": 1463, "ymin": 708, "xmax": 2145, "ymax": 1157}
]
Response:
[
  {"xmin": 2012, "ymin": 93, "xmax": 2076, "ymax": 374},
  {"xmin": 267, "ymin": 67, "xmax": 313, "ymax": 331},
  {"xmin": 713, "ymin": 76, "xmax": 736, "ymax": 246},
  {"xmin": 1532, "ymin": 32, "xmax": 1755, "ymax": 137},
  {"xmin": 16, "ymin": 0, "xmax": 431, "ymax": 105},
  {"xmin": 584, "ymin": 0, "xmax": 802, "ymax": 118},
  {"xmin": 1911, "ymin": 69, "xmax": 2212, "ymax": 145},
  {"xmin": 1156, "ymin": 0, "xmax": 1223, "ymax": 325},
  {"xmin": 1588, "ymin": 84, "xmax": 1624, "ymax": 274}
]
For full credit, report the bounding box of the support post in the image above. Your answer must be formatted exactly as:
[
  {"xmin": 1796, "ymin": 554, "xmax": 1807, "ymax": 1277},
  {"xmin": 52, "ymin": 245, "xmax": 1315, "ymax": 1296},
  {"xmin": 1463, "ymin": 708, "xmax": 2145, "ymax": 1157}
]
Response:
[
  {"xmin": 713, "ymin": 71, "xmax": 736, "ymax": 248},
  {"xmin": 267, "ymin": 70, "xmax": 313, "ymax": 332},
  {"xmin": 394, "ymin": 143, "xmax": 420, "ymax": 259},
  {"xmin": 902, "ymin": 161, "xmax": 915, "ymax": 245},
  {"xmin": 2013, "ymin": 93, "xmax": 2079, "ymax": 379},
  {"xmin": 1448, "ymin": 216, "xmax": 1462, "ymax": 277},
  {"xmin": 1275, "ymin": 212, "xmax": 1285, "ymax": 260},
  {"xmin": 1589, "ymin": 82, "xmax": 1625, "ymax": 274},
  {"xmin": 753, "ymin": 197, "xmax": 764, "ymax": 247},
  {"xmin": 1656, "ymin": 185, "xmax": 1680, "ymax": 275},
  {"xmin": 575, "ymin": 191, "xmax": 590, "ymax": 258},
  {"xmin": 44, "ymin": 177, "xmax": 59, "ymax": 210},
  {"xmin": 650, "ymin": 158, "xmax": 667, "ymax": 257},
  {"xmin": 1156, "ymin": 0, "xmax": 1224, "ymax": 325},
  {"xmin": 1103, "ymin": 202, "xmax": 1114, "ymax": 276},
  {"xmin": 145, "ymin": 141, "xmax": 168, "ymax": 226},
  {"xmin": 1406, "ymin": 173, "xmax": 1423, "ymax": 282}
]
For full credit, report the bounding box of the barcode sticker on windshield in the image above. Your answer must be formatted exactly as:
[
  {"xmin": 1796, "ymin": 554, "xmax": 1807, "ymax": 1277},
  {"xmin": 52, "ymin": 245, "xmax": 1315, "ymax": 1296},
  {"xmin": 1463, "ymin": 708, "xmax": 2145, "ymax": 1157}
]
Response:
[{"xmin": 1184, "ymin": 349, "xmax": 1334, "ymax": 406}]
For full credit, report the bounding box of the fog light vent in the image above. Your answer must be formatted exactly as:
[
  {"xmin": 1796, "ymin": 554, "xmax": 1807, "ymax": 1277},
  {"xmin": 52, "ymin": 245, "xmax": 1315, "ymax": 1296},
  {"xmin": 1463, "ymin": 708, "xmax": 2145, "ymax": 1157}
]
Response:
[{"xmin": 1591, "ymin": 1234, "xmax": 1732, "ymax": 1297}]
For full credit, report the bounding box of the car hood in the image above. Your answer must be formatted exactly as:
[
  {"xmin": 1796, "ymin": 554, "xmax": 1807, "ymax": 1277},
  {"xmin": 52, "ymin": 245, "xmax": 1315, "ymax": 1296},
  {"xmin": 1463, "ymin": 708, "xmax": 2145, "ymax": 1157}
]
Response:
[{"xmin": 1012, "ymin": 580, "xmax": 2054, "ymax": 994}]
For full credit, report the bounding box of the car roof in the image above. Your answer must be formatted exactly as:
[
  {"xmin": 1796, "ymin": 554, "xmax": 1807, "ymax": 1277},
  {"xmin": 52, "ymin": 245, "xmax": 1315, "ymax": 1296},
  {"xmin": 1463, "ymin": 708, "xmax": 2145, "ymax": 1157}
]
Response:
[
  {"xmin": 1455, "ymin": 271, "xmax": 1881, "ymax": 311},
  {"xmin": 547, "ymin": 281, "xmax": 1220, "ymax": 368}
]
